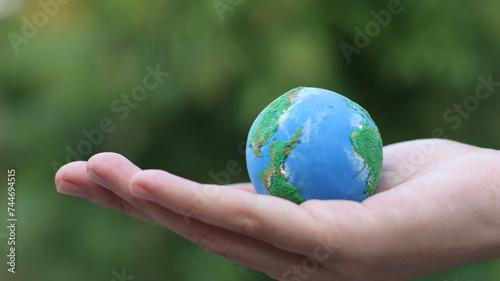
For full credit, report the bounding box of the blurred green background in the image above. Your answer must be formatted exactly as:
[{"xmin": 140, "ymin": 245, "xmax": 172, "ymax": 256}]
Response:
[{"xmin": 1, "ymin": 0, "xmax": 499, "ymax": 280}]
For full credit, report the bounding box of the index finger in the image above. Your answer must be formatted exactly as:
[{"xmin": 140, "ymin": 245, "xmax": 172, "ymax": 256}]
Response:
[{"xmin": 129, "ymin": 169, "xmax": 333, "ymax": 257}]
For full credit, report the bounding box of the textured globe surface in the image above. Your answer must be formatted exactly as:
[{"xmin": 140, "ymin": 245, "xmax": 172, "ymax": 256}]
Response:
[{"xmin": 245, "ymin": 87, "xmax": 383, "ymax": 204}]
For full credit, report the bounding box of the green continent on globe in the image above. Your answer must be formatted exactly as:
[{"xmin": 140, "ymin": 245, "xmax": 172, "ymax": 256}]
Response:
[
  {"xmin": 259, "ymin": 127, "xmax": 305, "ymax": 204},
  {"xmin": 342, "ymin": 97, "xmax": 372, "ymax": 120},
  {"xmin": 249, "ymin": 87, "xmax": 303, "ymax": 157},
  {"xmin": 350, "ymin": 121, "xmax": 383, "ymax": 197}
]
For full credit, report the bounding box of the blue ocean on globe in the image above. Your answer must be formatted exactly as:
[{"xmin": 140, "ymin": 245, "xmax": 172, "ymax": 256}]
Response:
[{"xmin": 246, "ymin": 87, "xmax": 383, "ymax": 203}]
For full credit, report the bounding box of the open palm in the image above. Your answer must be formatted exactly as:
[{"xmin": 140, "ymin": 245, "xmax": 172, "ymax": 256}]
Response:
[{"xmin": 55, "ymin": 139, "xmax": 500, "ymax": 281}]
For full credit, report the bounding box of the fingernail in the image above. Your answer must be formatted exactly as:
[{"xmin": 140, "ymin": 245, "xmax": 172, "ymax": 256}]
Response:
[
  {"xmin": 57, "ymin": 180, "xmax": 86, "ymax": 198},
  {"xmin": 87, "ymin": 169, "xmax": 110, "ymax": 189},
  {"xmin": 132, "ymin": 184, "xmax": 156, "ymax": 201}
]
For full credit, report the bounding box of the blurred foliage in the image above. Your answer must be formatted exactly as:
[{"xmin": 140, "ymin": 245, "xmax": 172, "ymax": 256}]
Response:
[{"xmin": 0, "ymin": 0, "xmax": 499, "ymax": 280}]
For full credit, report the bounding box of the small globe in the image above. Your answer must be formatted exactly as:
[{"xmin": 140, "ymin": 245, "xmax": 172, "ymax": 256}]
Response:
[{"xmin": 245, "ymin": 87, "xmax": 383, "ymax": 204}]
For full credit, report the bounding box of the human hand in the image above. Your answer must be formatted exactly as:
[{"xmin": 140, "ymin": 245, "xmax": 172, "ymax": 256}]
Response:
[{"xmin": 55, "ymin": 139, "xmax": 500, "ymax": 281}]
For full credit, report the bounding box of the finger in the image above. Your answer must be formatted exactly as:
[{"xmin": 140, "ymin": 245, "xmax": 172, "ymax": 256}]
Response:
[
  {"xmin": 86, "ymin": 152, "xmax": 151, "ymax": 209},
  {"xmin": 139, "ymin": 202, "xmax": 318, "ymax": 280},
  {"xmin": 55, "ymin": 161, "xmax": 159, "ymax": 225},
  {"xmin": 86, "ymin": 152, "xmax": 141, "ymax": 190},
  {"xmin": 226, "ymin": 183, "xmax": 257, "ymax": 193},
  {"xmin": 55, "ymin": 161, "xmax": 89, "ymax": 198},
  {"xmin": 129, "ymin": 169, "xmax": 326, "ymax": 257}
]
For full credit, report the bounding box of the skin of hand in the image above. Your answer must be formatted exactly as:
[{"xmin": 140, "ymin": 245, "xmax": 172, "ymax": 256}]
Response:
[{"xmin": 54, "ymin": 139, "xmax": 500, "ymax": 281}]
